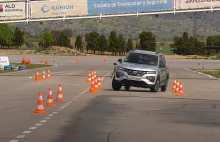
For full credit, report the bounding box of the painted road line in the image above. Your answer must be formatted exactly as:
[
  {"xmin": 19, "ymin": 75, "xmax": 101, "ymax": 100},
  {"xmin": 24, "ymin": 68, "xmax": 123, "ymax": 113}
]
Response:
[
  {"xmin": 184, "ymin": 68, "xmax": 218, "ymax": 80},
  {"xmin": 23, "ymin": 131, "xmax": 31, "ymax": 134},
  {"xmin": 29, "ymin": 127, "xmax": 37, "ymax": 130},
  {"xmin": 16, "ymin": 135, "xmax": 25, "ymax": 139},
  {"xmin": 48, "ymin": 114, "xmax": 54, "ymax": 117},
  {"xmin": 9, "ymin": 140, "xmax": 19, "ymax": 142},
  {"xmin": 35, "ymin": 123, "xmax": 42, "ymax": 126},
  {"xmin": 8, "ymin": 70, "xmax": 112, "ymax": 142}
]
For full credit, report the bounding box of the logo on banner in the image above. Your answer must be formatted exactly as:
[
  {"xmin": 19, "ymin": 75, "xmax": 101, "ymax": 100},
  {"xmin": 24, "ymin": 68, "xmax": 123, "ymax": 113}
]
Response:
[
  {"xmin": 0, "ymin": 3, "xmax": 23, "ymax": 12},
  {"xmin": 41, "ymin": 5, "xmax": 49, "ymax": 13},
  {"xmin": 40, "ymin": 4, "xmax": 74, "ymax": 14}
]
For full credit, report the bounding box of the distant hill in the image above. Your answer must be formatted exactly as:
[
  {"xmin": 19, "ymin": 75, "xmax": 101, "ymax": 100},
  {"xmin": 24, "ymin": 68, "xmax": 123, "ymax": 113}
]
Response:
[{"xmin": 11, "ymin": 11, "xmax": 220, "ymax": 41}]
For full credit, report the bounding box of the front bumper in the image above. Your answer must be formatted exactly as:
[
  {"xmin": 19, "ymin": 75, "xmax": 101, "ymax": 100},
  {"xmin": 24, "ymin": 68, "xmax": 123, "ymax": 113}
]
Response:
[{"xmin": 114, "ymin": 69, "xmax": 157, "ymax": 88}]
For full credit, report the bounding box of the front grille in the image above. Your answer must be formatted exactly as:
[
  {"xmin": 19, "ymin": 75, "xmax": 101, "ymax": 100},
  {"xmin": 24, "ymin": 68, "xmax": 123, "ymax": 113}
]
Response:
[{"xmin": 124, "ymin": 68, "xmax": 146, "ymax": 77}]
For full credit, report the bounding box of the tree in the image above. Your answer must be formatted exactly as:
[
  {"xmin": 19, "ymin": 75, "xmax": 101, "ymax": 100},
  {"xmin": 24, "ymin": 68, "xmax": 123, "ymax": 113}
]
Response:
[
  {"xmin": 60, "ymin": 33, "xmax": 70, "ymax": 47},
  {"xmin": 61, "ymin": 28, "xmax": 72, "ymax": 37},
  {"xmin": 99, "ymin": 35, "xmax": 108, "ymax": 54},
  {"xmin": 0, "ymin": 24, "xmax": 14, "ymax": 48},
  {"xmin": 75, "ymin": 35, "xmax": 83, "ymax": 51},
  {"xmin": 139, "ymin": 31, "xmax": 156, "ymax": 51},
  {"xmin": 85, "ymin": 31, "xmax": 100, "ymax": 54},
  {"xmin": 39, "ymin": 31, "xmax": 55, "ymax": 49},
  {"xmin": 117, "ymin": 35, "xmax": 125, "ymax": 55},
  {"xmin": 13, "ymin": 27, "xmax": 24, "ymax": 48},
  {"xmin": 127, "ymin": 38, "xmax": 133, "ymax": 52},
  {"xmin": 171, "ymin": 32, "xmax": 205, "ymax": 55},
  {"xmin": 206, "ymin": 36, "xmax": 213, "ymax": 46},
  {"xmin": 109, "ymin": 30, "xmax": 118, "ymax": 55}
]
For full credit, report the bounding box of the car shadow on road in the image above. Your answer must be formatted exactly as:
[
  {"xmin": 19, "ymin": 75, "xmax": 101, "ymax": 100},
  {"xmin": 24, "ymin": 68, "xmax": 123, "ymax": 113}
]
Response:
[
  {"xmin": 51, "ymin": 95, "xmax": 131, "ymax": 142},
  {"xmin": 51, "ymin": 94, "xmax": 220, "ymax": 142},
  {"xmin": 102, "ymin": 88, "xmax": 151, "ymax": 92}
]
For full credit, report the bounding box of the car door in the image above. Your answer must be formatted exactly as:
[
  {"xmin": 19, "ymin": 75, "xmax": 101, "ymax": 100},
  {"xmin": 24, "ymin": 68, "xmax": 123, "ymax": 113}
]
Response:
[{"xmin": 159, "ymin": 55, "xmax": 166, "ymax": 84}]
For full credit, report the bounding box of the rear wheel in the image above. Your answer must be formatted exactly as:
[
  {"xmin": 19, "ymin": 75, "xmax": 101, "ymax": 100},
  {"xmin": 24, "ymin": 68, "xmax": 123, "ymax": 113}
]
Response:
[
  {"xmin": 112, "ymin": 77, "xmax": 122, "ymax": 91},
  {"xmin": 150, "ymin": 78, "xmax": 160, "ymax": 92}
]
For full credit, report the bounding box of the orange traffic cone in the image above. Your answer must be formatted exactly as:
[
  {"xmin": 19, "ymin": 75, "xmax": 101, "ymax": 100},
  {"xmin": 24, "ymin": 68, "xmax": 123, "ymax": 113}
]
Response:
[
  {"xmin": 87, "ymin": 72, "xmax": 92, "ymax": 82},
  {"xmin": 40, "ymin": 59, "xmax": 43, "ymax": 64},
  {"xmin": 45, "ymin": 88, "xmax": 56, "ymax": 107},
  {"xmin": 89, "ymin": 81, "xmax": 96, "ymax": 93},
  {"xmin": 175, "ymin": 80, "xmax": 180, "ymax": 95},
  {"xmin": 76, "ymin": 58, "xmax": 79, "ymax": 63},
  {"xmin": 97, "ymin": 76, "xmax": 102, "ymax": 89},
  {"xmin": 104, "ymin": 57, "xmax": 106, "ymax": 62},
  {"xmin": 54, "ymin": 59, "xmax": 56, "ymax": 63},
  {"xmin": 33, "ymin": 92, "xmax": 47, "ymax": 114},
  {"xmin": 35, "ymin": 70, "xmax": 40, "ymax": 81},
  {"xmin": 171, "ymin": 78, "xmax": 177, "ymax": 92},
  {"xmin": 47, "ymin": 69, "xmax": 51, "ymax": 78},
  {"xmin": 177, "ymin": 82, "xmax": 184, "ymax": 96},
  {"xmin": 94, "ymin": 78, "xmax": 99, "ymax": 91},
  {"xmin": 93, "ymin": 70, "xmax": 97, "ymax": 78},
  {"xmin": 41, "ymin": 70, "xmax": 46, "ymax": 80},
  {"xmin": 56, "ymin": 84, "xmax": 65, "ymax": 102},
  {"xmin": 91, "ymin": 72, "xmax": 94, "ymax": 81}
]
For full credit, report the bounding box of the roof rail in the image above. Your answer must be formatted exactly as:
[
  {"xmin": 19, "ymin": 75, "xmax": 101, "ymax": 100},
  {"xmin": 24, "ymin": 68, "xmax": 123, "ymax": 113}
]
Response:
[{"xmin": 156, "ymin": 52, "xmax": 160, "ymax": 54}]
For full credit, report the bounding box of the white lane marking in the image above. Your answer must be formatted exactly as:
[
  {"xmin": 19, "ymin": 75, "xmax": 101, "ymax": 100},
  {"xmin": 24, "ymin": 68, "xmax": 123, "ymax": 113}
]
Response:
[
  {"xmin": 184, "ymin": 68, "xmax": 218, "ymax": 80},
  {"xmin": 16, "ymin": 135, "xmax": 25, "ymax": 139},
  {"xmin": 23, "ymin": 131, "xmax": 31, "ymax": 134},
  {"xmin": 35, "ymin": 123, "xmax": 42, "ymax": 126},
  {"xmin": 48, "ymin": 114, "xmax": 54, "ymax": 117},
  {"xmin": 29, "ymin": 127, "xmax": 37, "ymax": 130},
  {"xmin": 9, "ymin": 70, "xmax": 111, "ymax": 142}
]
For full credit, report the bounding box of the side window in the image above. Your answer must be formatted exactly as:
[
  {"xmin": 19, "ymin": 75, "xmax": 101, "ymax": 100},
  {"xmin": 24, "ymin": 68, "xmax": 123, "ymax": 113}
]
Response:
[
  {"xmin": 161, "ymin": 55, "xmax": 166, "ymax": 65},
  {"xmin": 159, "ymin": 55, "xmax": 165, "ymax": 66}
]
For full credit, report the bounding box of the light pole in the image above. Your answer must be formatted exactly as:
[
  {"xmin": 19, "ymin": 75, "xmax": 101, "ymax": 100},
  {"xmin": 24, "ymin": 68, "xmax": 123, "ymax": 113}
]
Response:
[{"xmin": 184, "ymin": 12, "xmax": 208, "ymax": 38}]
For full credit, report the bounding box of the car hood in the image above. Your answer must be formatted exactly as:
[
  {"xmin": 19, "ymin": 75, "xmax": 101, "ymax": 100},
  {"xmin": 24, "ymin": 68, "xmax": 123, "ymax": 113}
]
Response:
[{"xmin": 119, "ymin": 62, "xmax": 158, "ymax": 71}]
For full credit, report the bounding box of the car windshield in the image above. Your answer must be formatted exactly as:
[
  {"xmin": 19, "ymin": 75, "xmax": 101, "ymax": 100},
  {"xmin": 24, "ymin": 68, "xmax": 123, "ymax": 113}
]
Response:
[{"xmin": 123, "ymin": 52, "xmax": 158, "ymax": 66}]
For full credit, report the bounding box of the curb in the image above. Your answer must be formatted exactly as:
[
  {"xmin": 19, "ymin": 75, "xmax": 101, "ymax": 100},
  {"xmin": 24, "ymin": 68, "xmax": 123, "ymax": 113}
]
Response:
[{"xmin": 184, "ymin": 68, "xmax": 219, "ymax": 80}]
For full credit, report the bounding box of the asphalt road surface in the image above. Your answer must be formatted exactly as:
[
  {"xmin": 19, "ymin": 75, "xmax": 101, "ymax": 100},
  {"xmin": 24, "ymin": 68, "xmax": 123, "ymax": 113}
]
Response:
[{"xmin": 1, "ymin": 55, "xmax": 220, "ymax": 142}]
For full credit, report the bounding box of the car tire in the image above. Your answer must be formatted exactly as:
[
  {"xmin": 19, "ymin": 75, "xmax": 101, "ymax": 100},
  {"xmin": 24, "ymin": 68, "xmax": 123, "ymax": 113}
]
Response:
[
  {"xmin": 112, "ymin": 77, "xmax": 122, "ymax": 91},
  {"xmin": 124, "ymin": 85, "xmax": 130, "ymax": 91},
  {"xmin": 150, "ymin": 78, "xmax": 160, "ymax": 92},
  {"xmin": 161, "ymin": 77, "xmax": 169, "ymax": 92}
]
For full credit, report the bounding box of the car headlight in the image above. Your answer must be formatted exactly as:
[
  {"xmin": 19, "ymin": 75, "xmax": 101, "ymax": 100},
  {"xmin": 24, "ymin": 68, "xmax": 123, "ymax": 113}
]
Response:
[{"xmin": 146, "ymin": 71, "xmax": 156, "ymax": 74}]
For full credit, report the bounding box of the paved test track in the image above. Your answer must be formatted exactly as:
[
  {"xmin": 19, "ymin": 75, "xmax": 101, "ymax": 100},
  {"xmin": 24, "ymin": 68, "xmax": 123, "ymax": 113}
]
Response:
[{"xmin": 0, "ymin": 55, "xmax": 220, "ymax": 142}]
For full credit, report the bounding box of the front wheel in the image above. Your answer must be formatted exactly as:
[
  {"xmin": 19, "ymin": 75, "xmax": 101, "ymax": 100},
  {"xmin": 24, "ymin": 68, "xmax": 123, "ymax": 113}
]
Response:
[
  {"xmin": 150, "ymin": 78, "xmax": 160, "ymax": 92},
  {"xmin": 161, "ymin": 78, "xmax": 169, "ymax": 92},
  {"xmin": 112, "ymin": 77, "xmax": 122, "ymax": 91}
]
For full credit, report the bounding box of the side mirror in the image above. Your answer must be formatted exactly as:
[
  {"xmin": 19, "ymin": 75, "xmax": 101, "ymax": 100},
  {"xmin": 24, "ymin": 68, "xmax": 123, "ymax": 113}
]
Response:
[
  {"xmin": 118, "ymin": 58, "xmax": 122, "ymax": 63},
  {"xmin": 113, "ymin": 63, "xmax": 117, "ymax": 66},
  {"xmin": 159, "ymin": 64, "xmax": 166, "ymax": 68}
]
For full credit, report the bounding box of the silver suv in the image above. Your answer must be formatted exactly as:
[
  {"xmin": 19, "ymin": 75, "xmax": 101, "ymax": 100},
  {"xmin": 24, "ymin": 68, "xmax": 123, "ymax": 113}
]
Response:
[{"xmin": 112, "ymin": 49, "xmax": 169, "ymax": 92}]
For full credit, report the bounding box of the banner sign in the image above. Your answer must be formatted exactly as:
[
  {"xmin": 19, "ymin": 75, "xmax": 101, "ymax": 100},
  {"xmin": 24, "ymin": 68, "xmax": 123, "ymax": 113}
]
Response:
[
  {"xmin": 175, "ymin": 0, "xmax": 220, "ymax": 9},
  {"xmin": 0, "ymin": 0, "xmax": 25, "ymax": 1},
  {"xmin": 30, "ymin": 0, "xmax": 88, "ymax": 19},
  {"xmin": 0, "ymin": 2, "xmax": 25, "ymax": 20},
  {"xmin": 87, "ymin": 0, "xmax": 173, "ymax": 15}
]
